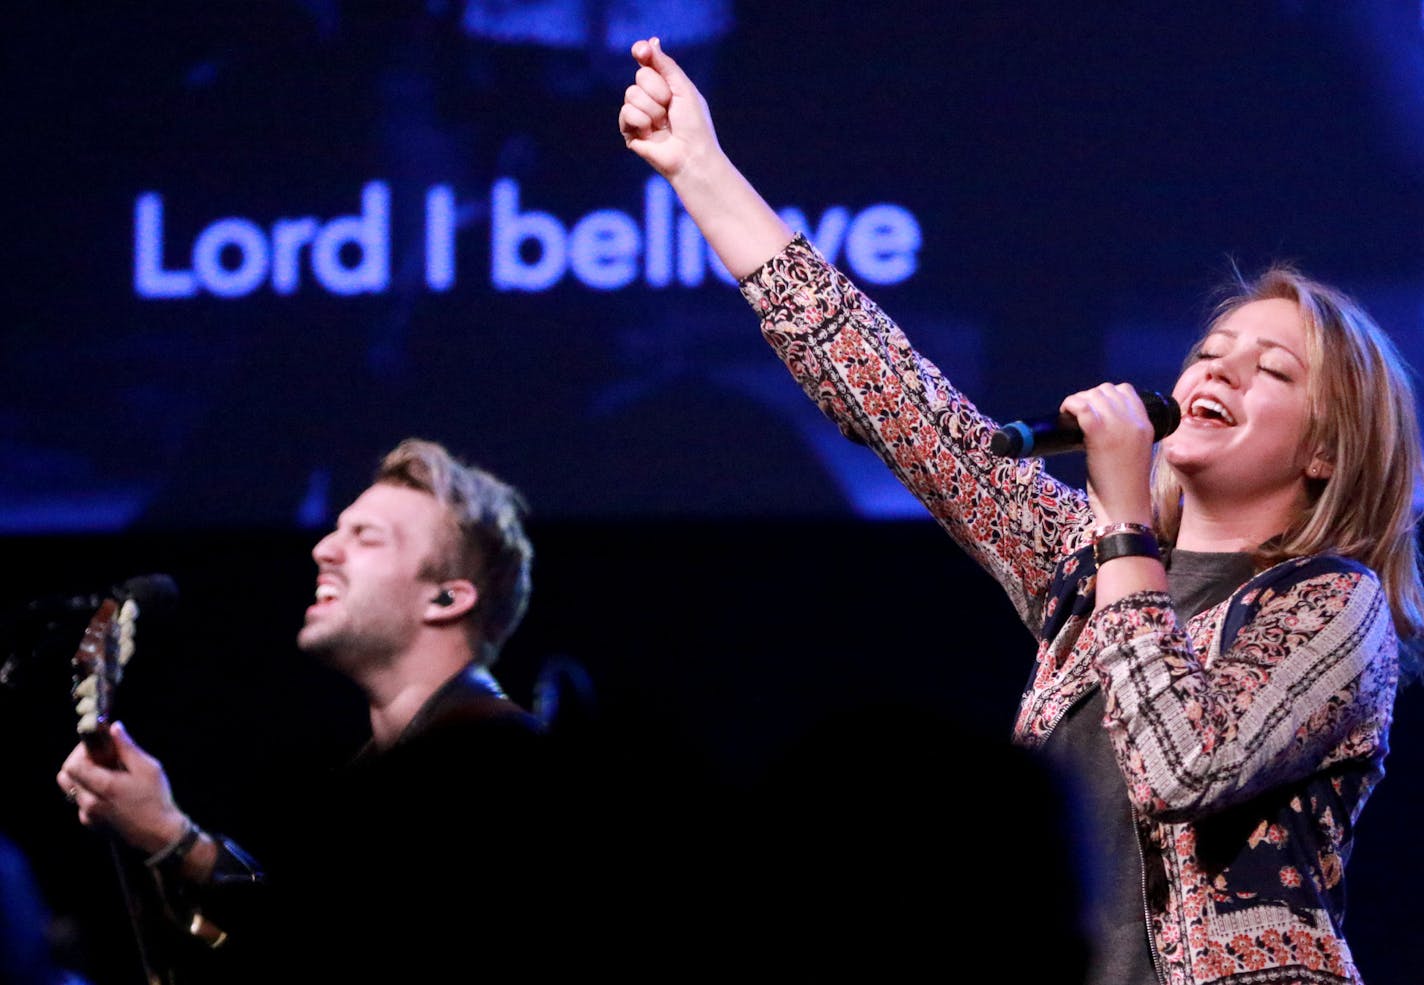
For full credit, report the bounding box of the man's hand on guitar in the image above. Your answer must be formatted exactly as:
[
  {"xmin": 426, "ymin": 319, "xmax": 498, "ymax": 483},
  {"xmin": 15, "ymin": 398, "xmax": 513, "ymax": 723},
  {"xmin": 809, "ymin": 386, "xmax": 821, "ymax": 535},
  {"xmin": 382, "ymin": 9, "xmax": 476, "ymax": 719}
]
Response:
[{"xmin": 57, "ymin": 720, "xmax": 188, "ymax": 857}]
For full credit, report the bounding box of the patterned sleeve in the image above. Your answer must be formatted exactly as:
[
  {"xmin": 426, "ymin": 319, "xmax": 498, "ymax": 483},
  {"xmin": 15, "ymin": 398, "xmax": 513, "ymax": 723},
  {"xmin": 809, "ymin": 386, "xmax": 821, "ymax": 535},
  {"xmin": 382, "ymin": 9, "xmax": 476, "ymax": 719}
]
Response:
[
  {"xmin": 739, "ymin": 235, "xmax": 1092, "ymax": 629},
  {"xmin": 1090, "ymin": 563, "xmax": 1398, "ymax": 822}
]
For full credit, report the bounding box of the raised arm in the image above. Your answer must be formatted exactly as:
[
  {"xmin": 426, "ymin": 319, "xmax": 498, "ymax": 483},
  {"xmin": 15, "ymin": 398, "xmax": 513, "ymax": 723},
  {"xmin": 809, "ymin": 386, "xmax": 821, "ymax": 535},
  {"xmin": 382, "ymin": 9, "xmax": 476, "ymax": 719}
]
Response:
[
  {"xmin": 619, "ymin": 39, "xmax": 1095, "ymax": 626},
  {"xmin": 619, "ymin": 37, "xmax": 793, "ymax": 278}
]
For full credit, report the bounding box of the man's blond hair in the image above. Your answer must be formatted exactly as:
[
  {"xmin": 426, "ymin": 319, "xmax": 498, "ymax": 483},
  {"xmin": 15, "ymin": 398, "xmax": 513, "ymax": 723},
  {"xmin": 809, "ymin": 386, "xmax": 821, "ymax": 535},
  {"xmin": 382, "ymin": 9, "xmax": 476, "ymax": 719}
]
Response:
[{"xmin": 376, "ymin": 438, "xmax": 533, "ymax": 667}]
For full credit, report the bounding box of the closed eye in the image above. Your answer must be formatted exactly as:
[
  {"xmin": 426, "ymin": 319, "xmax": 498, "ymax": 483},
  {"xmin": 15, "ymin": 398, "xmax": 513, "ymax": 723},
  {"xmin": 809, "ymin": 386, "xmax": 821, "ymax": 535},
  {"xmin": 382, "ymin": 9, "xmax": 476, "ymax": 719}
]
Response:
[{"xmin": 349, "ymin": 524, "xmax": 387, "ymax": 546}]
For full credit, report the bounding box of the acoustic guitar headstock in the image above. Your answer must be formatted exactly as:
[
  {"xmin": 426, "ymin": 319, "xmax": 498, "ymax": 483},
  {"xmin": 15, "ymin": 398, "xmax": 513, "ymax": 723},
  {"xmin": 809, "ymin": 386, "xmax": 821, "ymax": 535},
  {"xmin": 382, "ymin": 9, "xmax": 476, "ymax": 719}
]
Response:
[{"xmin": 70, "ymin": 596, "xmax": 139, "ymax": 770}]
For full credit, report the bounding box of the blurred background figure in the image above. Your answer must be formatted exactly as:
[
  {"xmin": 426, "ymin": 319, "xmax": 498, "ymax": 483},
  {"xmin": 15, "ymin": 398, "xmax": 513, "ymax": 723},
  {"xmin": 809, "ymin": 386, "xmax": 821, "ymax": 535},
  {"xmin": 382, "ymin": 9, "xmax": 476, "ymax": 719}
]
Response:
[{"xmin": 1, "ymin": 833, "xmax": 89, "ymax": 985}]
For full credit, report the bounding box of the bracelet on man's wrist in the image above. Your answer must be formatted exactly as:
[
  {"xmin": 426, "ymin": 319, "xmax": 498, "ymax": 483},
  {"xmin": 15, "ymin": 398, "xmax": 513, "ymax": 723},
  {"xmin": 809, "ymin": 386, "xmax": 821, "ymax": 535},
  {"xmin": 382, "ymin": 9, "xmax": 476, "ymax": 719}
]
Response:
[{"xmin": 144, "ymin": 815, "xmax": 201, "ymax": 871}]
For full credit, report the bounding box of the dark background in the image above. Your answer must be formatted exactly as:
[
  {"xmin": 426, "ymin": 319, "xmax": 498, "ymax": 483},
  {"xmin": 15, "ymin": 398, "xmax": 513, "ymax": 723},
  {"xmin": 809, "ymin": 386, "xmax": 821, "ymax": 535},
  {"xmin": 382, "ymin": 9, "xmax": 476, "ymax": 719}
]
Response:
[{"xmin": 4, "ymin": 2, "xmax": 1424, "ymax": 982}]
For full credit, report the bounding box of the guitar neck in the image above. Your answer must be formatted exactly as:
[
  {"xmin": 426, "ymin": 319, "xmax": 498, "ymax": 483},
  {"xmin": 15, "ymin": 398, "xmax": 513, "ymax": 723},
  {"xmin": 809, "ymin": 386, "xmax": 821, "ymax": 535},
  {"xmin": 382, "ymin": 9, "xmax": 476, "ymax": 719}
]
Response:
[
  {"xmin": 67, "ymin": 584, "xmax": 190, "ymax": 985},
  {"xmin": 82, "ymin": 726, "xmax": 121, "ymax": 770}
]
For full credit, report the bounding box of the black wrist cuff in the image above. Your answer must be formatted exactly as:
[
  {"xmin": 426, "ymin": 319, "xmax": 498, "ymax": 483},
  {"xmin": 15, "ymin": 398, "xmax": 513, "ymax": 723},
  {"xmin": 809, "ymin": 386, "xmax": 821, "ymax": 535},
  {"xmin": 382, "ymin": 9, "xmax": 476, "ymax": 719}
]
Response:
[{"xmin": 1094, "ymin": 529, "xmax": 1160, "ymax": 566}]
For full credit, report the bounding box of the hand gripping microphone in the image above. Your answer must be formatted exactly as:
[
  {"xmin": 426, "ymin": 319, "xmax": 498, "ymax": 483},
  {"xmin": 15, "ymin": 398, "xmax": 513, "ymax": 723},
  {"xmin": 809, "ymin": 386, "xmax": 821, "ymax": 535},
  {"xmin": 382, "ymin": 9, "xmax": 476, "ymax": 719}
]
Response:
[{"xmin": 989, "ymin": 389, "xmax": 1181, "ymax": 458}]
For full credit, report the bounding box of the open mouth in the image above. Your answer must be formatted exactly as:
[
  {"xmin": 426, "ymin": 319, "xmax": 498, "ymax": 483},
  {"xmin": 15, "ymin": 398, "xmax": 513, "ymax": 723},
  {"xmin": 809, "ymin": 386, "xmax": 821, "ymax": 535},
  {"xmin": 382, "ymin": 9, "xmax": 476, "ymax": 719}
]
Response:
[{"xmin": 1188, "ymin": 396, "xmax": 1237, "ymax": 426}]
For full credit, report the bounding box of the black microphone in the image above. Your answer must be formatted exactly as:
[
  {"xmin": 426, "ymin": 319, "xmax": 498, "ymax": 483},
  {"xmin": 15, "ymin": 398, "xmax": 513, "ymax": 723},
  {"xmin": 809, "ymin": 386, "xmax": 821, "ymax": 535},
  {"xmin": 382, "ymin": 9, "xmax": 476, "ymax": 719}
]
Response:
[
  {"xmin": 21, "ymin": 573, "xmax": 180, "ymax": 621},
  {"xmin": 2, "ymin": 575, "xmax": 180, "ymax": 688},
  {"xmin": 115, "ymin": 573, "xmax": 181, "ymax": 614},
  {"xmin": 989, "ymin": 389, "xmax": 1181, "ymax": 458}
]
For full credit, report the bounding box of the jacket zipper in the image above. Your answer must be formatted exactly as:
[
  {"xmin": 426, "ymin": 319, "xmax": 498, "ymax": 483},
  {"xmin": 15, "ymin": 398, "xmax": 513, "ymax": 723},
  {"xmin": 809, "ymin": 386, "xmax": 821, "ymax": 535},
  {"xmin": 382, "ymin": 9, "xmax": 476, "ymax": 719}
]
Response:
[
  {"xmin": 1040, "ymin": 677, "xmax": 1097, "ymax": 742},
  {"xmin": 1133, "ymin": 803, "xmax": 1169, "ymax": 985}
]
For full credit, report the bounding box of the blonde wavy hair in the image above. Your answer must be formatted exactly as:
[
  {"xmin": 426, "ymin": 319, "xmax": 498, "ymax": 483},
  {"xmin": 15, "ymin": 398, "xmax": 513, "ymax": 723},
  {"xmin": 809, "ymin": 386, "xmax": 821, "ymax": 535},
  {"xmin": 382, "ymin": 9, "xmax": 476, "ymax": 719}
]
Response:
[{"xmin": 1151, "ymin": 266, "xmax": 1424, "ymax": 670}]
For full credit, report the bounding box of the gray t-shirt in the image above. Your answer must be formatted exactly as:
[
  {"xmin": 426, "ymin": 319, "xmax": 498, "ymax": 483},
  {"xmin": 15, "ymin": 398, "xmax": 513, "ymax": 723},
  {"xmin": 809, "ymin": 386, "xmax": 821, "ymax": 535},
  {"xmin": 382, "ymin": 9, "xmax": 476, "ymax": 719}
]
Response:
[{"xmin": 1043, "ymin": 549, "xmax": 1255, "ymax": 985}]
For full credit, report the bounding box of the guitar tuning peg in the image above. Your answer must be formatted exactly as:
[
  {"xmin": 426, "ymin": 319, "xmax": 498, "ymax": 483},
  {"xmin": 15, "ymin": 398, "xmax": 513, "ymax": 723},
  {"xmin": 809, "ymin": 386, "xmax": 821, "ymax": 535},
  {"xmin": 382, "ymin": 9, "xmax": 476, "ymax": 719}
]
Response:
[
  {"xmin": 119, "ymin": 637, "xmax": 135, "ymax": 667},
  {"xmin": 73, "ymin": 676, "xmax": 97, "ymax": 698},
  {"xmin": 77, "ymin": 712, "xmax": 98, "ymax": 734},
  {"xmin": 75, "ymin": 695, "xmax": 96, "ymax": 716}
]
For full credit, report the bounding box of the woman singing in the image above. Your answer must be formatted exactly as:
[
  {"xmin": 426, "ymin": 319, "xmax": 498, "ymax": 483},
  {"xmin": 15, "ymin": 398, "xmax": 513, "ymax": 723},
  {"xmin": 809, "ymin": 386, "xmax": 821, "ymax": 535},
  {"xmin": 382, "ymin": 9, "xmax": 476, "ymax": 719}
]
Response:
[{"xmin": 620, "ymin": 37, "xmax": 1423, "ymax": 985}]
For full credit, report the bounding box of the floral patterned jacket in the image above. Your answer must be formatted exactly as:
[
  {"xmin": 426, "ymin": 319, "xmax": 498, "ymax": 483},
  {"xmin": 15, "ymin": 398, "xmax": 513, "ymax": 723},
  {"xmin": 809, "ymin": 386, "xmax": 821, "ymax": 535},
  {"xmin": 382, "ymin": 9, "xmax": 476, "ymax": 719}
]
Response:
[{"xmin": 739, "ymin": 236, "xmax": 1399, "ymax": 985}]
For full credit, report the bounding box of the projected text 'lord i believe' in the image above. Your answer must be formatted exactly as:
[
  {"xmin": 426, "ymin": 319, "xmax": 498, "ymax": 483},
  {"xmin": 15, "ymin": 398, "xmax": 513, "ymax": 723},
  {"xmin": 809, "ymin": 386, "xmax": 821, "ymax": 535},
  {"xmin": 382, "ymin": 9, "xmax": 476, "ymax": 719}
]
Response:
[{"xmin": 133, "ymin": 179, "xmax": 923, "ymax": 299}]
